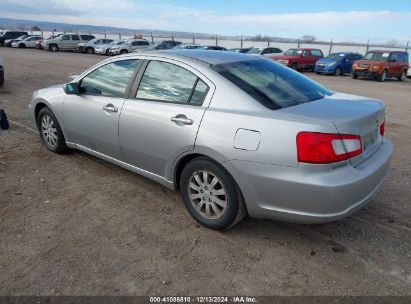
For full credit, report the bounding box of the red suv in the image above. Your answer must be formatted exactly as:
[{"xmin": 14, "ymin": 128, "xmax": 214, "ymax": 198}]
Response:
[
  {"xmin": 352, "ymin": 50, "xmax": 409, "ymax": 82},
  {"xmin": 271, "ymin": 48, "xmax": 324, "ymax": 70}
]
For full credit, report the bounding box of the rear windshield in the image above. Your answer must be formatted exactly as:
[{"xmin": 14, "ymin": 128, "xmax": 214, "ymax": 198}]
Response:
[
  {"xmin": 326, "ymin": 53, "xmax": 346, "ymax": 60},
  {"xmin": 211, "ymin": 59, "xmax": 333, "ymax": 110}
]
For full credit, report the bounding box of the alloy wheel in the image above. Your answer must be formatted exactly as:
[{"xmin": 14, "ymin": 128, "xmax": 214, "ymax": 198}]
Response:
[
  {"xmin": 41, "ymin": 115, "xmax": 58, "ymax": 148},
  {"xmin": 187, "ymin": 170, "xmax": 228, "ymax": 220}
]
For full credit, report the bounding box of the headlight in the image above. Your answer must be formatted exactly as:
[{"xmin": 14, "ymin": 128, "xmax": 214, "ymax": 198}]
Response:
[
  {"xmin": 328, "ymin": 62, "xmax": 336, "ymax": 66},
  {"xmin": 279, "ymin": 59, "xmax": 289, "ymax": 64},
  {"xmin": 372, "ymin": 65, "xmax": 380, "ymax": 70}
]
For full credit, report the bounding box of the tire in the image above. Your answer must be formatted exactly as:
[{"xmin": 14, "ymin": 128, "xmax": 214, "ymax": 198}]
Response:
[
  {"xmin": 315, "ymin": 71, "xmax": 321, "ymax": 75},
  {"xmin": 105, "ymin": 49, "xmax": 110, "ymax": 56},
  {"xmin": 378, "ymin": 70, "xmax": 387, "ymax": 82},
  {"xmin": 0, "ymin": 70, "xmax": 4, "ymax": 87},
  {"xmin": 19, "ymin": 43, "xmax": 26, "ymax": 48},
  {"xmin": 334, "ymin": 67, "xmax": 342, "ymax": 76},
  {"xmin": 352, "ymin": 72, "xmax": 358, "ymax": 79},
  {"xmin": 290, "ymin": 62, "xmax": 298, "ymax": 70},
  {"xmin": 49, "ymin": 44, "xmax": 58, "ymax": 52},
  {"xmin": 37, "ymin": 107, "xmax": 68, "ymax": 154},
  {"xmin": 180, "ymin": 157, "xmax": 246, "ymax": 230},
  {"xmin": 398, "ymin": 70, "xmax": 406, "ymax": 81},
  {"xmin": 86, "ymin": 47, "xmax": 94, "ymax": 54},
  {"xmin": 120, "ymin": 49, "xmax": 128, "ymax": 55}
]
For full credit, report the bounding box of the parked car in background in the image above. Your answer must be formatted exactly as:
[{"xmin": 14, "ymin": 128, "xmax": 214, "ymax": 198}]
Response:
[
  {"xmin": 78, "ymin": 38, "xmax": 114, "ymax": 54},
  {"xmin": 407, "ymin": 67, "xmax": 411, "ymax": 78},
  {"xmin": 109, "ymin": 39, "xmax": 150, "ymax": 55},
  {"xmin": 247, "ymin": 47, "xmax": 283, "ymax": 57},
  {"xmin": 95, "ymin": 40, "xmax": 126, "ymax": 55},
  {"xmin": 29, "ymin": 50, "xmax": 392, "ymax": 230},
  {"xmin": 161, "ymin": 40, "xmax": 182, "ymax": 47},
  {"xmin": 38, "ymin": 35, "xmax": 62, "ymax": 50},
  {"xmin": 0, "ymin": 31, "xmax": 28, "ymax": 46},
  {"xmin": 315, "ymin": 52, "xmax": 363, "ymax": 75},
  {"xmin": 201, "ymin": 46, "xmax": 227, "ymax": 51},
  {"xmin": 352, "ymin": 50, "xmax": 409, "ymax": 82},
  {"xmin": 133, "ymin": 42, "xmax": 174, "ymax": 52},
  {"xmin": 3, "ymin": 34, "xmax": 29, "ymax": 47},
  {"xmin": 271, "ymin": 48, "xmax": 324, "ymax": 70},
  {"xmin": 229, "ymin": 47, "xmax": 252, "ymax": 53},
  {"xmin": 11, "ymin": 36, "xmax": 43, "ymax": 48},
  {"xmin": 172, "ymin": 43, "xmax": 202, "ymax": 50},
  {"xmin": 0, "ymin": 55, "xmax": 4, "ymax": 87},
  {"xmin": 44, "ymin": 34, "xmax": 95, "ymax": 52}
]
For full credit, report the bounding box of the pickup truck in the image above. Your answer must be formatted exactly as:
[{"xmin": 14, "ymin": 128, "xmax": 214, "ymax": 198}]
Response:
[
  {"xmin": 271, "ymin": 48, "xmax": 324, "ymax": 70},
  {"xmin": 44, "ymin": 33, "xmax": 95, "ymax": 52}
]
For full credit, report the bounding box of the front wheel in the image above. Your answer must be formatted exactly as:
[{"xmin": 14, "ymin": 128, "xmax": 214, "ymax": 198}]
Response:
[
  {"xmin": 49, "ymin": 44, "xmax": 58, "ymax": 52},
  {"xmin": 352, "ymin": 72, "xmax": 358, "ymax": 79},
  {"xmin": 120, "ymin": 49, "xmax": 128, "ymax": 55},
  {"xmin": 180, "ymin": 158, "xmax": 246, "ymax": 230},
  {"xmin": 37, "ymin": 107, "xmax": 68, "ymax": 153},
  {"xmin": 378, "ymin": 70, "xmax": 387, "ymax": 82},
  {"xmin": 334, "ymin": 67, "xmax": 342, "ymax": 76},
  {"xmin": 86, "ymin": 47, "xmax": 94, "ymax": 54}
]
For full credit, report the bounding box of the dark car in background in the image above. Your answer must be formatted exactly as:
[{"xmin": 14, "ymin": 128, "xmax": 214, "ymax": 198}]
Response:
[
  {"xmin": 229, "ymin": 47, "xmax": 253, "ymax": 53},
  {"xmin": 271, "ymin": 48, "xmax": 324, "ymax": 70},
  {"xmin": 161, "ymin": 40, "xmax": 182, "ymax": 47},
  {"xmin": 315, "ymin": 52, "xmax": 363, "ymax": 75},
  {"xmin": 0, "ymin": 31, "xmax": 28, "ymax": 46},
  {"xmin": 3, "ymin": 34, "xmax": 29, "ymax": 47},
  {"xmin": 0, "ymin": 55, "xmax": 3, "ymax": 87},
  {"xmin": 201, "ymin": 46, "xmax": 227, "ymax": 51}
]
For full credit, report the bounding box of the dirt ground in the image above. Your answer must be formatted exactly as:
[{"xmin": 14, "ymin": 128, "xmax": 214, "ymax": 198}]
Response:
[{"xmin": 0, "ymin": 47, "xmax": 410, "ymax": 296}]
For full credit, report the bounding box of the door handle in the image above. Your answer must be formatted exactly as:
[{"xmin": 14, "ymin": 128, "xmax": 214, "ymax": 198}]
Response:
[
  {"xmin": 103, "ymin": 104, "xmax": 118, "ymax": 113},
  {"xmin": 170, "ymin": 115, "xmax": 193, "ymax": 125}
]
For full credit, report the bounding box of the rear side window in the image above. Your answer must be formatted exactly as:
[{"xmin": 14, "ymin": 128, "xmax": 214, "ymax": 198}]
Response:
[
  {"xmin": 212, "ymin": 59, "xmax": 333, "ymax": 110},
  {"xmin": 80, "ymin": 60, "xmax": 139, "ymax": 97},
  {"xmin": 311, "ymin": 50, "xmax": 323, "ymax": 57},
  {"xmin": 71, "ymin": 35, "xmax": 80, "ymax": 41},
  {"xmin": 136, "ymin": 61, "xmax": 207, "ymax": 104}
]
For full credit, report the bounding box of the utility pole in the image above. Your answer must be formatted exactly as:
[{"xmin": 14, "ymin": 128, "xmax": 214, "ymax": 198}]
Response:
[
  {"xmin": 297, "ymin": 37, "xmax": 301, "ymax": 48},
  {"xmin": 215, "ymin": 34, "xmax": 218, "ymax": 46},
  {"xmin": 151, "ymin": 32, "xmax": 154, "ymax": 43},
  {"xmin": 192, "ymin": 34, "xmax": 195, "ymax": 44},
  {"xmin": 405, "ymin": 41, "xmax": 409, "ymax": 52},
  {"xmin": 329, "ymin": 39, "xmax": 333, "ymax": 55},
  {"xmin": 240, "ymin": 36, "xmax": 243, "ymax": 48},
  {"xmin": 366, "ymin": 39, "xmax": 370, "ymax": 53}
]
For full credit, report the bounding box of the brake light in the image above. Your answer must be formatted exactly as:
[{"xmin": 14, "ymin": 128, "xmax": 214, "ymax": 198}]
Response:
[
  {"xmin": 297, "ymin": 132, "xmax": 363, "ymax": 164},
  {"xmin": 380, "ymin": 122, "xmax": 385, "ymax": 136}
]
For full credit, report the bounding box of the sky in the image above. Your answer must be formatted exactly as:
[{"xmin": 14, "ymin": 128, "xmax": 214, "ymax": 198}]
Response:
[{"xmin": 0, "ymin": 0, "xmax": 410, "ymax": 43}]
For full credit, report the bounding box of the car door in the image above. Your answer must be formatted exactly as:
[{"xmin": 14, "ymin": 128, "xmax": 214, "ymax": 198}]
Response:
[
  {"xmin": 119, "ymin": 58, "xmax": 214, "ymax": 179},
  {"xmin": 63, "ymin": 59, "xmax": 140, "ymax": 160},
  {"xmin": 59, "ymin": 34, "xmax": 71, "ymax": 50},
  {"xmin": 70, "ymin": 35, "xmax": 80, "ymax": 50},
  {"xmin": 301, "ymin": 50, "xmax": 311, "ymax": 68},
  {"xmin": 341, "ymin": 54, "xmax": 353, "ymax": 73},
  {"xmin": 389, "ymin": 53, "xmax": 401, "ymax": 76}
]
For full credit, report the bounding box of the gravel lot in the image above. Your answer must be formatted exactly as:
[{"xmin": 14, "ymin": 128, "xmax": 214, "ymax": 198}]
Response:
[{"xmin": 0, "ymin": 48, "xmax": 410, "ymax": 296}]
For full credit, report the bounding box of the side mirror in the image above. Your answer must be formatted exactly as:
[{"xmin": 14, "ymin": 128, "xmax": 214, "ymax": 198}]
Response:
[{"xmin": 65, "ymin": 82, "xmax": 79, "ymax": 95}]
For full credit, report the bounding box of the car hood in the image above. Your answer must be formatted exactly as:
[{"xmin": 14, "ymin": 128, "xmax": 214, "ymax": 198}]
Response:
[
  {"xmin": 271, "ymin": 55, "xmax": 298, "ymax": 60},
  {"xmin": 316, "ymin": 58, "xmax": 338, "ymax": 64},
  {"xmin": 354, "ymin": 59, "xmax": 385, "ymax": 66}
]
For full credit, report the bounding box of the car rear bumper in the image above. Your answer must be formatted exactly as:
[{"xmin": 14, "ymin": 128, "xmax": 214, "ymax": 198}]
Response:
[{"xmin": 226, "ymin": 138, "xmax": 393, "ymax": 224}]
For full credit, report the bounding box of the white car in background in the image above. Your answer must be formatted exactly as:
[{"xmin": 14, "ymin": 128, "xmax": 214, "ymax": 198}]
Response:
[
  {"xmin": 95, "ymin": 40, "xmax": 127, "ymax": 55},
  {"xmin": 11, "ymin": 36, "xmax": 43, "ymax": 48},
  {"xmin": 77, "ymin": 38, "xmax": 114, "ymax": 54},
  {"xmin": 108, "ymin": 39, "xmax": 150, "ymax": 55},
  {"xmin": 247, "ymin": 47, "xmax": 283, "ymax": 57}
]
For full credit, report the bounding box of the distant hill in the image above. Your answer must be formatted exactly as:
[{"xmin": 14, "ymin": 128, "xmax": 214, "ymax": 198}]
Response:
[{"xmin": 0, "ymin": 16, "xmax": 236, "ymax": 39}]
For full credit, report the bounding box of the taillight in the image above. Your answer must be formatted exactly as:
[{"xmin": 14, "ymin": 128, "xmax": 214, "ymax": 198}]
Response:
[
  {"xmin": 380, "ymin": 122, "xmax": 385, "ymax": 136},
  {"xmin": 297, "ymin": 132, "xmax": 363, "ymax": 164}
]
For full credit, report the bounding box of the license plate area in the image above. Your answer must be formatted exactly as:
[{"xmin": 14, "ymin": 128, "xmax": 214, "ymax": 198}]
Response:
[{"xmin": 363, "ymin": 128, "xmax": 378, "ymax": 151}]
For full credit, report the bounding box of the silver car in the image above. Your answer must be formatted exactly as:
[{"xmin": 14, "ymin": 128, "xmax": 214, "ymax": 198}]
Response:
[
  {"xmin": 109, "ymin": 39, "xmax": 150, "ymax": 55},
  {"xmin": 28, "ymin": 51, "xmax": 393, "ymax": 230},
  {"xmin": 95, "ymin": 40, "xmax": 126, "ymax": 55}
]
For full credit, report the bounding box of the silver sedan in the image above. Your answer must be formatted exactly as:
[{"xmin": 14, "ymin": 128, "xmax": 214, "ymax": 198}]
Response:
[{"xmin": 28, "ymin": 51, "xmax": 393, "ymax": 229}]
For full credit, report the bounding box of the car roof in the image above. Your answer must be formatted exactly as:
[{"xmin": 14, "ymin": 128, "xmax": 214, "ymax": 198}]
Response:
[{"xmin": 135, "ymin": 50, "xmax": 261, "ymax": 65}]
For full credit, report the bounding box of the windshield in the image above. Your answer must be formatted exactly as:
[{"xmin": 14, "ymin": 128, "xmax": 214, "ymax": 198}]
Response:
[
  {"xmin": 247, "ymin": 48, "xmax": 262, "ymax": 54},
  {"xmin": 212, "ymin": 59, "xmax": 333, "ymax": 110},
  {"xmin": 326, "ymin": 53, "xmax": 346, "ymax": 60},
  {"xmin": 364, "ymin": 52, "xmax": 390, "ymax": 61},
  {"xmin": 284, "ymin": 49, "xmax": 302, "ymax": 56}
]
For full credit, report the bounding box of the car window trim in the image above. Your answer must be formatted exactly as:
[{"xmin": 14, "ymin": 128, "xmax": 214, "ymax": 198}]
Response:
[
  {"xmin": 129, "ymin": 59, "xmax": 209, "ymax": 107},
  {"xmin": 77, "ymin": 58, "xmax": 144, "ymax": 99}
]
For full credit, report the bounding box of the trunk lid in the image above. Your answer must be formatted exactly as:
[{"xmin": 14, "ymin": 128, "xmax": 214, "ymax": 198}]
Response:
[{"xmin": 281, "ymin": 92, "xmax": 385, "ymax": 167}]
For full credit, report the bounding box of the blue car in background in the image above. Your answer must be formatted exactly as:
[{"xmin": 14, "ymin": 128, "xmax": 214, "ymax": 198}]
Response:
[{"xmin": 315, "ymin": 52, "xmax": 363, "ymax": 75}]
